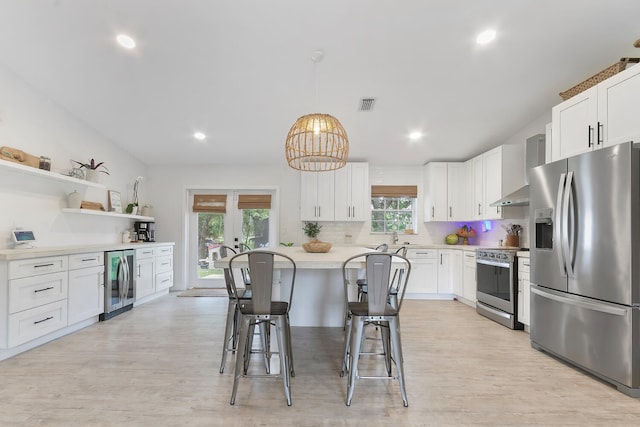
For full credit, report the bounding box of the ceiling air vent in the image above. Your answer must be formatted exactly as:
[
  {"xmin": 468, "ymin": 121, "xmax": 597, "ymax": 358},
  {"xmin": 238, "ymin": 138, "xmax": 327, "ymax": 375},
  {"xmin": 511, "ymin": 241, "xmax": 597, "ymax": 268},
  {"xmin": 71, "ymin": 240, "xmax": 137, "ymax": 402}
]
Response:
[{"xmin": 358, "ymin": 98, "xmax": 376, "ymax": 112}]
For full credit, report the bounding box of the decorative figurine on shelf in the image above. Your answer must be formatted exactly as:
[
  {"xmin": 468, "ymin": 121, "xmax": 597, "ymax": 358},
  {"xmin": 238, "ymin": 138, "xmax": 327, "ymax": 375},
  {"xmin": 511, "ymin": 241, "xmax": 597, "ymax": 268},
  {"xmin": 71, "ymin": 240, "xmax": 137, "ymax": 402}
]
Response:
[
  {"xmin": 503, "ymin": 223, "xmax": 523, "ymax": 247},
  {"xmin": 456, "ymin": 225, "xmax": 476, "ymax": 245}
]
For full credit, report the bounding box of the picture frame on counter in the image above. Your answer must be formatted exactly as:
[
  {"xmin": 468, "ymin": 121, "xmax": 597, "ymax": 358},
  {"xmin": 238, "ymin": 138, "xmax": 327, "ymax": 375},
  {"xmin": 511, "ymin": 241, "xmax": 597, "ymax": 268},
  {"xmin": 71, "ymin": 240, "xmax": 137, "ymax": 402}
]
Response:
[{"xmin": 108, "ymin": 190, "xmax": 122, "ymax": 213}]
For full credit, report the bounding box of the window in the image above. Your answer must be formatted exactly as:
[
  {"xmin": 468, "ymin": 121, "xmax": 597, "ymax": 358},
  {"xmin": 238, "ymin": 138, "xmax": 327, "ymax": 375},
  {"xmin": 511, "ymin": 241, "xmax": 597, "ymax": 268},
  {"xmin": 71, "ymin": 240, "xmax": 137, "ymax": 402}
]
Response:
[{"xmin": 370, "ymin": 185, "xmax": 418, "ymax": 233}]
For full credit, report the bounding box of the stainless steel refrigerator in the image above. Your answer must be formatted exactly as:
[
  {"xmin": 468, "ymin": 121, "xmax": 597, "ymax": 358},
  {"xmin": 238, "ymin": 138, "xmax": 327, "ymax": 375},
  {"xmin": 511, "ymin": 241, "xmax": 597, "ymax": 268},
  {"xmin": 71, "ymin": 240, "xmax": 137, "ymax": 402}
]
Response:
[{"xmin": 529, "ymin": 141, "xmax": 640, "ymax": 397}]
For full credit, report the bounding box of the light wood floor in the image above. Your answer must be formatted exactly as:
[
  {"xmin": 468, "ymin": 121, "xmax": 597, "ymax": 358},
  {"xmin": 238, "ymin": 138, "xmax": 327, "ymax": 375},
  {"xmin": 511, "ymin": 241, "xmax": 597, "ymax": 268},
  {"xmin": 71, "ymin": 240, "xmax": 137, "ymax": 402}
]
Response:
[{"xmin": 1, "ymin": 295, "xmax": 639, "ymax": 426}]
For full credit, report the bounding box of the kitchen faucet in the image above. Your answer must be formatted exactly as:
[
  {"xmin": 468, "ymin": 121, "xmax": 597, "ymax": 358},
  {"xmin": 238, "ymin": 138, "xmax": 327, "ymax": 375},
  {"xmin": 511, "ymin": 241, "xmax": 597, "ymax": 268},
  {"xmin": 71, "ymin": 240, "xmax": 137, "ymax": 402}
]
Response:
[{"xmin": 392, "ymin": 231, "xmax": 398, "ymax": 244}]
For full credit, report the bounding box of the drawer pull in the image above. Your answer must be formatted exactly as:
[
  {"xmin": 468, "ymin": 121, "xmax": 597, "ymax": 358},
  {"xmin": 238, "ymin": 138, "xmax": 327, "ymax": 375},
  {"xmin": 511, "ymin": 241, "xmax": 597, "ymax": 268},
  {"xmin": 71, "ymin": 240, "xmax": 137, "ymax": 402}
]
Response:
[
  {"xmin": 34, "ymin": 286, "xmax": 54, "ymax": 293},
  {"xmin": 34, "ymin": 316, "xmax": 54, "ymax": 325},
  {"xmin": 162, "ymin": 279, "xmax": 171, "ymax": 283},
  {"xmin": 34, "ymin": 263, "xmax": 55, "ymax": 268},
  {"xmin": 161, "ymin": 262, "xmax": 170, "ymax": 266},
  {"xmin": 81, "ymin": 257, "xmax": 98, "ymax": 262}
]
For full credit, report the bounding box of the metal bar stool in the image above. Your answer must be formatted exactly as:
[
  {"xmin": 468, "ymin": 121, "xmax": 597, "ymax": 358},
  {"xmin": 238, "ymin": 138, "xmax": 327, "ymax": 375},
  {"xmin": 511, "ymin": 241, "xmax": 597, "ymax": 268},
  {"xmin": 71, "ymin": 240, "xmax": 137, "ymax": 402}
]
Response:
[
  {"xmin": 229, "ymin": 250, "xmax": 297, "ymax": 406},
  {"xmin": 340, "ymin": 251, "xmax": 411, "ymax": 407}
]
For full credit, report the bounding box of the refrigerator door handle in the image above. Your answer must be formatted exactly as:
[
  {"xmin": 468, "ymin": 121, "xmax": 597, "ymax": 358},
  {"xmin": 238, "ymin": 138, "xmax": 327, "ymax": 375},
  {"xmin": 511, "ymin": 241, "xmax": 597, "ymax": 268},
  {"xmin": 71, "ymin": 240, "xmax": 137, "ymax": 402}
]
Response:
[
  {"xmin": 531, "ymin": 286, "xmax": 628, "ymax": 316},
  {"xmin": 555, "ymin": 173, "xmax": 567, "ymax": 276},
  {"xmin": 563, "ymin": 171, "xmax": 575, "ymax": 278}
]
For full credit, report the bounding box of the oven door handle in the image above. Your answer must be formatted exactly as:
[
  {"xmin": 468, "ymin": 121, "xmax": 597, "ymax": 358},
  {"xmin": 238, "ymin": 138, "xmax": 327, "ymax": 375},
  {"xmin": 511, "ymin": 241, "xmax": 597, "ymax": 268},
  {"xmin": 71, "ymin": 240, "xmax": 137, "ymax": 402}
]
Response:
[{"xmin": 476, "ymin": 259, "xmax": 510, "ymax": 269}]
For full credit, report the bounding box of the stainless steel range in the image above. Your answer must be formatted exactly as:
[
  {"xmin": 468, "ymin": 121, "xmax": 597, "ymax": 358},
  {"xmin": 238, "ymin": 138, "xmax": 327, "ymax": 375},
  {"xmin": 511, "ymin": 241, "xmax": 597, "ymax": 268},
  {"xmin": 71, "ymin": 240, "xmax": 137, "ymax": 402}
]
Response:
[{"xmin": 475, "ymin": 249, "xmax": 523, "ymax": 330}]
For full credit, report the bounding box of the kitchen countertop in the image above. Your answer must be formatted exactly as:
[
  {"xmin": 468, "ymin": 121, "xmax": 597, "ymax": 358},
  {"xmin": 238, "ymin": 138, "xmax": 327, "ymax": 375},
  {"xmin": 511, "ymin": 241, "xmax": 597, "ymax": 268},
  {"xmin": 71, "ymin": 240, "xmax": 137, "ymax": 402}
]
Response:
[
  {"xmin": 365, "ymin": 244, "xmax": 524, "ymax": 252},
  {"xmin": 0, "ymin": 241, "xmax": 175, "ymax": 261}
]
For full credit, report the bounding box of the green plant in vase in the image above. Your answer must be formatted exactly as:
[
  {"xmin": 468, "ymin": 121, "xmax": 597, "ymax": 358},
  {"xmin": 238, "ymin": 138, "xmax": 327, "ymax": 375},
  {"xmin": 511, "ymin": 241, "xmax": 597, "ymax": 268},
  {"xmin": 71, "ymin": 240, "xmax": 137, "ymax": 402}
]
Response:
[
  {"xmin": 303, "ymin": 222, "xmax": 322, "ymax": 241},
  {"xmin": 126, "ymin": 176, "xmax": 143, "ymax": 214}
]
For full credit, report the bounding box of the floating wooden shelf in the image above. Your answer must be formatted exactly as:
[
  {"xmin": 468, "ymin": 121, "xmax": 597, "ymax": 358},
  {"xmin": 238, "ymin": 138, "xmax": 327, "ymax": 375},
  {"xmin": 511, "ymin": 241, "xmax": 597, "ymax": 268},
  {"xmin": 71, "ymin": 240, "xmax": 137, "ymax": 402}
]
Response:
[
  {"xmin": 62, "ymin": 208, "xmax": 154, "ymax": 221},
  {"xmin": 0, "ymin": 159, "xmax": 105, "ymax": 189}
]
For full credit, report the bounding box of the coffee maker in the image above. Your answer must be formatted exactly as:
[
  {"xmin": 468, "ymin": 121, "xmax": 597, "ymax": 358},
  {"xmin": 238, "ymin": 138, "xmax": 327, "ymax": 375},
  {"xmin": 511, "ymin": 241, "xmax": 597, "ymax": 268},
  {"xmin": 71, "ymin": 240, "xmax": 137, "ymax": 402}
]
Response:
[{"xmin": 134, "ymin": 221, "xmax": 155, "ymax": 242}]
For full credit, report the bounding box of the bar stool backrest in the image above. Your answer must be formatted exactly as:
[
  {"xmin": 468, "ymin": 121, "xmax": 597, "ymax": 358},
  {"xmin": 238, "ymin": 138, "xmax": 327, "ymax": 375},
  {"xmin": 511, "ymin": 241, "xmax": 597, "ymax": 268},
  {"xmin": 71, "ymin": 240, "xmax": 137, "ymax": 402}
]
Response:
[
  {"xmin": 229, "ymin": 250, "xmax": 296, "ymax": 315},
  {"xmin": 366, "ymin": 254, "xmax": 393, "ymax": 315},
  {"xmin": 219, "ymin": 245, "xmax": 237, "ymax": 297},
  {"xmin": 248, "ymin": 251, "xmax": 275, "ymax": 315}
]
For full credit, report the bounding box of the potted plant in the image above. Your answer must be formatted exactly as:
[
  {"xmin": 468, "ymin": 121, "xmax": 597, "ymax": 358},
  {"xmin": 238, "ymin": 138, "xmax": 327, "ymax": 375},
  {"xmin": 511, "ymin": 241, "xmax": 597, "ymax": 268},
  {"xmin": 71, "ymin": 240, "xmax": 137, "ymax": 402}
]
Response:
[
  {"xmin": 302, "ymin": 222, "xmax": 331, "ymax": 253},
  {"xmin": 303, "ymin": 221, "xmax": 322, "ymax": 241},
  {"xmin": 73, "ymin": 158, "xmax": 109, "ymax": 183},
  {"xmin": 126, "ymin": 176, "xmax": 143, "ymax": 214}
]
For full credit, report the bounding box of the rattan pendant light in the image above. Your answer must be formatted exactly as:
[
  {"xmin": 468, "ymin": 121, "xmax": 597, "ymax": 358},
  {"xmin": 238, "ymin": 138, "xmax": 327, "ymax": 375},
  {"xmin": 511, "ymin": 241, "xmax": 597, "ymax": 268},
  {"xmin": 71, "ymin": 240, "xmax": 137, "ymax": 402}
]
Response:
[{"xmin": 285, "ymin": 50, "xmax": 349, "ymax": 172}]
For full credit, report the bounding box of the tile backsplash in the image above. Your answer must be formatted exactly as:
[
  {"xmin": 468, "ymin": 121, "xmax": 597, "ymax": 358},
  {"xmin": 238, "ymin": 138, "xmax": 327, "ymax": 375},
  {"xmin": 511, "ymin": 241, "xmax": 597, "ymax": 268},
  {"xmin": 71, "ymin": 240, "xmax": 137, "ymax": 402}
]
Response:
[{"xmin": 299, "ymin": 216, "xmax": 529, "ymax": 248}]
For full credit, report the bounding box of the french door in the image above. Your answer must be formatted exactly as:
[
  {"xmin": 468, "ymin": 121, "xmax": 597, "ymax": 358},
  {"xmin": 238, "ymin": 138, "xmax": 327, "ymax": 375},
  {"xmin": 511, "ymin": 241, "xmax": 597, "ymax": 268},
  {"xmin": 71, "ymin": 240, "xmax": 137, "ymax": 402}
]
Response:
[{"xmin": 189, "ymin": 190, "xmax": 276, "ymax": 288}]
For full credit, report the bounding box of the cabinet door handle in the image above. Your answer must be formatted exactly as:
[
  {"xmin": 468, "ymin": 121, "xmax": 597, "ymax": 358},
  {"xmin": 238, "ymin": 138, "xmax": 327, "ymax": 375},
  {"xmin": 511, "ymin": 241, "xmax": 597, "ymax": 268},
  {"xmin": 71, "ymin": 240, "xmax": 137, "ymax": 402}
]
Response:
[
  {"xmin": 478, "ymin": 204, "xmax": 481, "ymax": 216},
  {"xmin": 138, "ymin": 264, "xmax": 141, "ymax": 277},
  {"xmin": 597, "ymin": 121, "xmax": 603, "ymax": 145},
  {"xmin": 34, "ymin": 286, "xmax": 54, "ymax": 293},
  {"xmin": 440, "ymin": 254, "xmax": 442, "ymax": 264},
  {"xmin": 431, "ymin": 206, "xmax": 435, "ymax": 218},
  {"xmin": 588, "ymin": 125, "xmax": 593, "ymax": 148},
  {"xmin": 352, "ymin": 206, "xmax": 355, "ymax": 218},
  {"xmin": 318, "ymin": 206, "xmax": 321, "ymax": 217},
  {"xmin": 449, "ymin": 206, "xmax": 452, "ymax": 218},
  {"xmin": 34, "ymin": 263, "xmax": 55, "ymax": 269},
  {"xmin": 34, "ymin": 316, "xmax": 54, "ymax": 325}
]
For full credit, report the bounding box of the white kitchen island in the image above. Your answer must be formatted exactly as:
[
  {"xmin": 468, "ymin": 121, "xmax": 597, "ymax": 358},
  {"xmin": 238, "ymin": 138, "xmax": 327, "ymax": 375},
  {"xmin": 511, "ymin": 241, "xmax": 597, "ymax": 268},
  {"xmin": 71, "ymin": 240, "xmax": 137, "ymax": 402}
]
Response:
[{"xmin": 215, "ymin": 245, "xmax": 373, "ymax": 327}]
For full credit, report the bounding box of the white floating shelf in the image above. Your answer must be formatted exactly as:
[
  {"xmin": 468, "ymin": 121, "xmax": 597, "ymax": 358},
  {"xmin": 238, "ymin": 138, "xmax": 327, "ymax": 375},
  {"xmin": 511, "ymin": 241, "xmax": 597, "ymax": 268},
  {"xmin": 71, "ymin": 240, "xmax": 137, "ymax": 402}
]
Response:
[
  {"xmin": 0, "ymin": 159, "xmax": 105, "ymax": 189},
  {"xmin": 62, "ymin": 208, "xmax": 154, "ymax": 221}
]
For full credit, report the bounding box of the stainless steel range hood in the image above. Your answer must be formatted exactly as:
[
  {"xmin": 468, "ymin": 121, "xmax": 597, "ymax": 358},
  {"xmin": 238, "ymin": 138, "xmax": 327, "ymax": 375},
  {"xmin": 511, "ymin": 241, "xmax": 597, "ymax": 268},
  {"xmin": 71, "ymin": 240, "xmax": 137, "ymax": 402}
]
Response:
[
  {"xmin": 491, "ymin": 185, "xmax": 530, "ymax": 207},
  {"xmin": 491, "ymin": 134, "xmax": 545, "ymax": 207}
]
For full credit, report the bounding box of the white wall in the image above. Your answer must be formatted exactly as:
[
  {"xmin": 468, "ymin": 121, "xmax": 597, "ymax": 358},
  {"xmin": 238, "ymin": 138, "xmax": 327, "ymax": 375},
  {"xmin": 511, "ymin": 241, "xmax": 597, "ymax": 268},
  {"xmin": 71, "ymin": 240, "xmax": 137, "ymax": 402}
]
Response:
[
  {"xmin": 1, "ymin": 59, "xmax": 551, "ymax": 288},
  {"xmin": 0, "ymin": 64, "xmax": 148, "ymax": 249}
]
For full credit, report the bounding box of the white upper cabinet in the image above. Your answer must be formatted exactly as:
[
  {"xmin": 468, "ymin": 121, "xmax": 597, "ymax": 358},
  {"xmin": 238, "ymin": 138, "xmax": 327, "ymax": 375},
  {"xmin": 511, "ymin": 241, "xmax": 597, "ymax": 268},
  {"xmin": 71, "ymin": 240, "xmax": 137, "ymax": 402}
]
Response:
[
  {"xmin": 424, "ymin": 162, "xmax": 465, "ymax": 222},
  {"xmin": 447, "ymin": 163, "xmax": 466, "ymax": 221},
  {"xmin": 300, "ymin": 171, "xmax": 335, "ymax": 221},
  {"xmin": 424, "ymin": 162, "xmax": 448, "ymax": 222},
  {"xmin": 597, "ymin": 64, "xmax": 640, "ymax": 147},
  {"xmin": 551, "ymin": 87, "xmax": 598, "ymax": 160},
  {"xmin": 470, "ymin": 145, "xmax": 524, "ymax": 220},
  {"xmin": 552, "ymin": 64, "xmax": 640, "ymax": 161},
  {"xmin": 471, "ymin": 155, "xmax": 484, "ymax": 220},
  {"xmin": 334, "ymin": 163, "xmax": 369, "ymax": 221}
]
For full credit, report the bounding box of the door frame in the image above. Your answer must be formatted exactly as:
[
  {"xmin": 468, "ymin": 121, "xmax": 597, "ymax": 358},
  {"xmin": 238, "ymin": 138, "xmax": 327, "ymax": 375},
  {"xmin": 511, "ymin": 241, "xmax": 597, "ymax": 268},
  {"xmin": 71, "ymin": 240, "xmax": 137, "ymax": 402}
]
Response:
[{"xmin": 184, "ymin": 186, "xmax": 279, "ymax": 289}]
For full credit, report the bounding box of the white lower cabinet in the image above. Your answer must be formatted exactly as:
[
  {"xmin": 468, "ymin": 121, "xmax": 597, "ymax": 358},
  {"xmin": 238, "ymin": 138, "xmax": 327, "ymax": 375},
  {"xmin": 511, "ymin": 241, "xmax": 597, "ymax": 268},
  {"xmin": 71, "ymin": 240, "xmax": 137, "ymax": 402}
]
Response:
[
  {"xmin": 8, "ymin": 299, "xmax": 68, "ymax": 348},
  {"xmin": 406, "ymin": 249, "xmax": 459, "ymax": 298},
  {"xmin": 67, "ymin": 252, "xmax": 104, "ymax": 325},
  {"xmin": 155, "ymin": 271, "xmax": 173, "ymax": 291},
  {"xmin": 135, "ymin": 248, "xmax": 155, "ymax": 299},
  {"xmin": 134, "ymin": 246, "xmax": 174, "ymax": 303},
  {"xmin": 518, "ymin": 257, "xmax": 531, "ymax": 328},
  {"xmin": 4, "ymin": 256, "xmax": 69, "ymax": 348},
  {"xmin": 154, "ymin": 246, "xmax": 174, "ymax": 293},
  {"xmin": 406, "ymin": 249, "xmax": 438, "ymax": 294},
  {"xmin": 462, "ymin": 252, "xmax": 477, "ymax": 306}
]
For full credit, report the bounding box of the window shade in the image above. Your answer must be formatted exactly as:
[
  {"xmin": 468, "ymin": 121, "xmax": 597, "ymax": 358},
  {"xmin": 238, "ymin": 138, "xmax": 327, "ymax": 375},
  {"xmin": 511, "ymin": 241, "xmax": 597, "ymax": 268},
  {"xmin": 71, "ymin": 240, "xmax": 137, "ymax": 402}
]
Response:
[
  {"xmin": 237, "ymin": 194, "xmax": 272, "ymax": 209},
  {"xmin": 193, "ymin": 194, "xmax": 227, "ymax": 213},
  {"xmin": 370, "ymin": 185, "xmax": 418, "ymax": 198}
]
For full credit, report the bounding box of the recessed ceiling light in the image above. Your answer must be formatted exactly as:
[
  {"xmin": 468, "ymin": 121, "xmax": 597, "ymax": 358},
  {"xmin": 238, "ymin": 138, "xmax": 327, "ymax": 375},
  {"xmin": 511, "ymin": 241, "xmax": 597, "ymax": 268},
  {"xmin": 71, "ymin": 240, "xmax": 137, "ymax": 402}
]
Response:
[
  {"xmin": 476, "ymin": 29, "xmax": 497, "ymax": 45},
  {"xmin": 409, "ymin": 131, "xmax": 423, "ymax": 141},
  {"xmin": 116, "ymin": 34, "xmax": 136, "ymax": 49},
  {"xmin": 193, "ymin": 132, "xmax": 207, "ymax": 141}
]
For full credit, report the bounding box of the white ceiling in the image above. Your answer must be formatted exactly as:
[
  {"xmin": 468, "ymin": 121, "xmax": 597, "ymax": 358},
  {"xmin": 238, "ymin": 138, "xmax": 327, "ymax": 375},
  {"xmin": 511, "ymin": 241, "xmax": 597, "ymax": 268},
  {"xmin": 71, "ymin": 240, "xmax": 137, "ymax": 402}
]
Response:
[{"xmin": 1, "ymin": 1, "xmax": 639, "ymax": 167}]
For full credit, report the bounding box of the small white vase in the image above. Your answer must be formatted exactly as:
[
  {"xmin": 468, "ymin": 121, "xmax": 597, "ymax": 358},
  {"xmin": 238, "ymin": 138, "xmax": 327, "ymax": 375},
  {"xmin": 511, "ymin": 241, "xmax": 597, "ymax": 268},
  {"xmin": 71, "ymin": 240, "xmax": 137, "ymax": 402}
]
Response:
[
  {"xmin": 85, "ymin": 169, "xmax": 100, "ymax": 183},
  {"xmin": 67, "ymin": 191, "xmax": 82, "ymax": 209}
]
